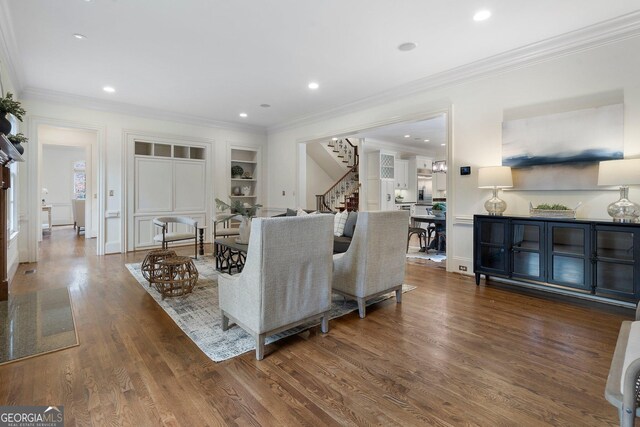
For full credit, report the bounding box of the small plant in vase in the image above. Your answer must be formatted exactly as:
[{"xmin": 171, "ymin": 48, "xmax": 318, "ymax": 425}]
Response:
[
  {"xmin": 432, "ymin": 202, "xmax": 446, "ymax": 217},
  {"xmin": 215, "ymin": 198, "xmax": 262, "ymax": 244},
  {"xmin": 231, "ymin": 165, "xmax": 244, "ymax": 179},
  {"xmin": 7, "ymin": 132, "xmax": 28, "ymax": 155},
  {"xmin": 0, "ymin": 92, "xmax": 26, "ymax": 135}
]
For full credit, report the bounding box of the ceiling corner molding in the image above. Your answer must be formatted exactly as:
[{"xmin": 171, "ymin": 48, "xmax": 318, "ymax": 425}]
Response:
[
  {"xmin": 0, "ymin": 0, "xmax": 24, "ymax": 93},
  {"xmin": 21, "ymin": 87, "xmax": 267, "ymax": 135},
  {"xmin": 269, "ymin": 10, "xmax": 640, "ymax": 134}
]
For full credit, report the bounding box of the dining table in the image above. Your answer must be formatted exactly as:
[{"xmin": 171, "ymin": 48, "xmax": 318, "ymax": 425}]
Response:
[{"xmin": 411, "ymin": 214, "xmax": 446, "ymax": 253}]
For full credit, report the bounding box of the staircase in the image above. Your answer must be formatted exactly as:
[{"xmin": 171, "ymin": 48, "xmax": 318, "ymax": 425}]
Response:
[{"xmin": 315, "ymin": 139, "xmax": 359, "ymax": 212}]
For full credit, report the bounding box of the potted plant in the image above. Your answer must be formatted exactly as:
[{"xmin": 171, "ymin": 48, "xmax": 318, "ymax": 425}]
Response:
[
  {"xmin": 7, "ymin": 133, "xmax": 27, "ymax": 155},
  {"xmin": 0, "ymin": 92, "xmax": 26, "ymax": 136},
  {"xmin": 215, "ymin": 198, "xmax": 262, "ymax": 244},
  {"xmin": 231, "ymin": 165, "xmax": 244, "ymax": 179},
  {"xmin": 432, "ymin": 202, "xmax": 446, "ymax": 217}
]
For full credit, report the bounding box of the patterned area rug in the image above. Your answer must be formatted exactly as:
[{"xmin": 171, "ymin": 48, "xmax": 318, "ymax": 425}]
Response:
[
  {"xmin": 126, "ymin": 257, "xmax": 415, "ymax": 362},
  {"xmin": 406, "ymin": 250, "xmax": 447, "ymax": 263}
]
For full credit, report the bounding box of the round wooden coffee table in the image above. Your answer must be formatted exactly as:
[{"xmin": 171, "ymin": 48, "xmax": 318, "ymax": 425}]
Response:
[
  {"xmin": 141, "ymin": 249, "xmax": 177, "ymax": 284},
  {"xmin": 153, "ymin": 256, "xmax": 199, "ymax": 299}
]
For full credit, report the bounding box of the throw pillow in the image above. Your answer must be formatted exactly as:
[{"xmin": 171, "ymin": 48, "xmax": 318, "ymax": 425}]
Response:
[
  {"xmin": 333, "ymin": 210, "xmax": 348, "ymax": 237},
  {"xmin": 286, "ymin": 208, "xmax": 297, "ymax": 216},
  {"xmin": 296, "ymin": 208, "xmax": 309, "ymax": 216},
  {"xmin": 343, "ymin": 211, "xmax": 358, "ymax": 238}
]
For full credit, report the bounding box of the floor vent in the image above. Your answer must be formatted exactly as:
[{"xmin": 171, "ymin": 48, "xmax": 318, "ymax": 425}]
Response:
[{"xmin": 24, "ymin": 269, "xmax": 36, "ymax": 275}]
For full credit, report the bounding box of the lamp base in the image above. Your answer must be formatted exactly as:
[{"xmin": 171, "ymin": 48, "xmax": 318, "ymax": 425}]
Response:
[
  {"xmin": 607, "ymin": 187, "xmax": 640, "ymax": 223},
  {"xmin": 484, "ymin": 188, "xmax": 507, "ymax": 216}
]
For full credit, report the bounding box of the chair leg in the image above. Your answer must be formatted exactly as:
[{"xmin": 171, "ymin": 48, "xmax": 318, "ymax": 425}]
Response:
[
  {"xmin": 395, "ymin": 288, "xmax": 402, "ymax": 303},
  {"xmin": 221, "ymin": 312, "xmax": 229, "ymax": 331},
  {"xmin": 321, "ymin": 313, "xmax": 329, "ymax": 333},
  {"xmin": 357, "ymin": 298, "xmax": 366, "ymax": 318},
  {"xmin": 256, "ymin": 334, "xmax": 266, "ymax": 360}
]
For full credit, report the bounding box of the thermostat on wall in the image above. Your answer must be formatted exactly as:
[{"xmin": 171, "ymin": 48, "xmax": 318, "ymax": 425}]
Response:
[{"xmin": 460, "ymin": 166, "xmax": 471, "ymax": 175}]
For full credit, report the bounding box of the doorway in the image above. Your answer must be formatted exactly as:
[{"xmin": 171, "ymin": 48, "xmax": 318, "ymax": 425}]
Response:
[{"xmin": 25, "ymin": 121, "xmax": 104, "ymax": 263}]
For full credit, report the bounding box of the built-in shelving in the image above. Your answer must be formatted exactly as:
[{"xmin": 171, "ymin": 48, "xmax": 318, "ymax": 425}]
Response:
[
  {"xmin": 229, "ymin": 147, "xmax": 260, "ymax": 203},
  {"xmin": 135, "ymin": 141, "xmax": 205, "ymax": 160}
]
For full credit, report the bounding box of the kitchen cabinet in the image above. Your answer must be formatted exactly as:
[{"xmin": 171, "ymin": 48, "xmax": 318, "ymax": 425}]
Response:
[
  {"xmin": 394, "ymin": 159, "xmax": 408, "ymax": 189},
  {"xmin": 366, "ymin": 151, "xmax": 396, "ymax": 211},
  {"xmin": 474, "ymin": 215, "xmax": 640, "ymax": 302}
]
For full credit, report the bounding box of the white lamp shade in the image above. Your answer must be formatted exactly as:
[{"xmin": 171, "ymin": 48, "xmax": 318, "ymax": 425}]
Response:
[
  {"xmin": 478, "ymin": 166, "xmax": 513, "ymax": 188},
  {"xmin": 598, "ymin": 159, "xmax": 640, "ymax": 186}
]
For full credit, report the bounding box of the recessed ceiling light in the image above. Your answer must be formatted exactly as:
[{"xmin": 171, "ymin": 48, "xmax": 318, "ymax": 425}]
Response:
[
  {"xmin": 73, "ymin": 33, "xmax": 86, "ymax": 40},
  {"xmin": 332, "ymin": 137, "xmax": 338, "ymax": 141},
  {"xmin": 260, "ymin": 104, "xmax": 271, "ymax": 108},
  {"xmin": 398, "ymin": 42, "xmax": 417, "ymax": 52},
  {"xmin": 441, "ymin": 143, "xmax": 446, "ymax": 146},
  {"xmin": 404, "ymin": 135, "xmax": 411, "ymax": 138},
  {"xmin": 103, "ymin": 86, "xmax": 115, "ymax": 93},
  {"xmin": 308, "ymin": 82, "xmax": 319, "ymax": 90},
  {"xmin": 424, "ymin": 139, "xmax": 430, "ymax": 142},
  {"xmin": 473, "ymin": 10, "xmax": 491, "ymax": 21},
  {"xmin": 239, "ymin": 112, "xmax": 248, "ymax": 118}
]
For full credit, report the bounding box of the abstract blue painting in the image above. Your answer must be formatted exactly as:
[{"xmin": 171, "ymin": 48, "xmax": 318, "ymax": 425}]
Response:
[{"xmin": 502, "ymin": 103, "xmax": 623, "ymax": 168}]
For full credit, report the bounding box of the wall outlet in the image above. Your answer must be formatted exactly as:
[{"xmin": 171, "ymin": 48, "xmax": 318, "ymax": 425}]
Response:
[{"xmin": 459, "ymin": 265, "xmax": 467, "ymax": 271}]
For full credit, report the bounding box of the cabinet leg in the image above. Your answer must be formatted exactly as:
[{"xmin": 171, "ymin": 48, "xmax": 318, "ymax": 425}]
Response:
[{"xmin": 475, "ymin": 273, "xmax": 481, "ymax": 286}]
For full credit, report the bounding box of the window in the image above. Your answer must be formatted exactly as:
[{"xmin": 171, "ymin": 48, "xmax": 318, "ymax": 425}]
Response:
[
  {"xmin": 73, "ymin": 160, "xmax": 86, "ymax": 199},
  {"xmin": 7, "ymin": 114, "xmax": 18, "ymax": 237}
]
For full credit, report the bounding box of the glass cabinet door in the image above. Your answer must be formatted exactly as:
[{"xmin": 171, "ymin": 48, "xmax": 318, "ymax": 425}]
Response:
[
  {"xmin": 475, "ymin": 218, "xmax": 509, "ymax": 275},
  {"xmin": 511, "ymin": 221, "xmax": 544, "ymax": 281},
  {"xmin": 546, "ymin": 222, "xmax": 591, "ymax": 290},
  {"xmin": 594, "ymin": 226, "xmax": 638, "ymax": 300}
]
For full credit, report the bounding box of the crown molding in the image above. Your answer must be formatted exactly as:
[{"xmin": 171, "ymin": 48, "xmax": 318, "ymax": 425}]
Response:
[
  {"xmin": 269, "ymin": 10, "xmax": 640, "ymax": 133},
  {"xmin": 0, "ymin": 0, "xmax": 24, "ymax": 93},
  {"xmin": 21, "ymin": 87, "xmax": 267, "ymax": 135}
]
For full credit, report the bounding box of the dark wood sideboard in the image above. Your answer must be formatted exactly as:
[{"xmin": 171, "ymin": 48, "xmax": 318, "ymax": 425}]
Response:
[
  {"xmin": 474, "ymin": 214, "xmax": 640, "ymax": 303},
  {"xmin": 0, "ymin": 134, "xmax": 24, "ymax": 301}
]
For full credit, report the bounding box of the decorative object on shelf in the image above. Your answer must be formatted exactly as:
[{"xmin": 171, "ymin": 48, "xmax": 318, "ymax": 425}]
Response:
[
  {"xmin": 432, "ymin": 160, "xmax": 447, "ymax": 173},
  {"xmin": 598, "ymin": 158, "xmax": 640, "ymax": 223},
  {"xmin": 41, "ymin": 188, "xmax": 48, "ymax": 205},
  {"xmin": 242, "ymin": 171, "xmax": 252, "ymax": 179},
  {"xmin": 432, "ymin": 202, "xmax": 446, "ymax": 217},
  {"xmin": 215, "ymin": 198, "xmax": 262, "ymax": 244},
  {"xmin": 231, "ymin": 165, "xmax": 244, "ymax": 179},
  {"xmin": 0, "ymin": 92, "xmax": 26, "ymax": 135},
  {"xmin": 7, "ymin": 133, "xmax": 27, "ymax": 155},
  {"xmin": 478, "ymin": 166, "xmax": 513, "ymax": 215},
  {"xmin": 241, "ymin": 185, "xmax": 251, "ymax": 197},
  {"xmin": 529, "ymin": 202, "xmax": 580, "ymax": 218},
  {"xmin": 232, "ymin": 186, "xmax": 241, "ymax": 196}
]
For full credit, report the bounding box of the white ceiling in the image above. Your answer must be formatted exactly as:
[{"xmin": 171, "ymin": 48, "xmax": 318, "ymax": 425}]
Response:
[{"xmin": 4, "ymin": 1, "xmax": 640, "ymax": 129}]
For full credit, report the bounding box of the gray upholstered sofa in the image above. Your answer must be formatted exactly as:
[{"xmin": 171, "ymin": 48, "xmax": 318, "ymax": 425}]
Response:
[{"xmin": 274, "ymin": 209, "xmax": 358, "ymax": 253}]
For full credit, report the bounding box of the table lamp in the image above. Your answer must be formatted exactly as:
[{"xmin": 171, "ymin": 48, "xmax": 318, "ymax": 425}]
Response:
[
  {"xmin": 478, "ymin": 166, "xmax": 513, "ymax": 215},
  {"xmin": 597, "ymin": 159, "xmax": 640, "ymax": 223}
]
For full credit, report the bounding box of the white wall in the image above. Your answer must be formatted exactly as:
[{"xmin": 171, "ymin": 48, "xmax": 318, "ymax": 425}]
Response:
[
  {"xmin": 42, "ymin": 144, "xmax": 85, "ymax": 225},
  {"xmin": 306, "ymin": 153, "xmax": 334, "ymax": 209},
  {"xmin": 267, "ymin": 36, "xmax": 640, "ymax": 273},
  {"xmin": 22, "ymin": 99, "xmax": 268, "ymax": 255}
]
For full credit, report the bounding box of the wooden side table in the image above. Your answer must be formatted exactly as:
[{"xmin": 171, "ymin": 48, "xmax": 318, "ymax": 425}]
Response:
[
  {"xmin": 154, "ymin": 256, "xmax": 199, "ymax": 299},
  {"xmin": 141, "ymin": 249, "xmax": 177, "ymax": 284}
]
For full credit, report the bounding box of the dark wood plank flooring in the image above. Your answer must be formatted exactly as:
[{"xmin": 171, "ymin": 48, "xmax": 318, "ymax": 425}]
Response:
[{"xmin": 0, "ymin": 226, "xmax": 632, "ymax": 426}]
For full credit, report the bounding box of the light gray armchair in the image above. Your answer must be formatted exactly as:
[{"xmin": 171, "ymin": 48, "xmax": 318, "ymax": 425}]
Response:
[
  {"xmin": 332, "ymin": 210, "xmax": 409, "ymax": 318},
  {"xmin": 218, "ymin": 214, "xmax": 334, "ymax": 360},
  {"xmin": 605, "ymin": 303, "xmax": 640, "ymax": 427}
]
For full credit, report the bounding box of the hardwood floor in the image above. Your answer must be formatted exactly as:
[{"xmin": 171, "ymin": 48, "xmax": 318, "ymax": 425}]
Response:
[{"xmin": 0, "ymin": 226, "xmax": 632, "ymax": 426}]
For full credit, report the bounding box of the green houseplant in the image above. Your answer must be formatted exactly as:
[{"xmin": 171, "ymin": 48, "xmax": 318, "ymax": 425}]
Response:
[
  {"xmin": 432, "ymin": 202, "xmax": 446, "ymax": 217},
  {"xmin": 215, "ymin": 198, "xmax": 262, "ymax": 244},
  {"xmin": 0, "ymin": 92, "xmax": 27, "ymax": 135},
  {"xmin": 231, "ymin": 165, "xmax": 244, "ymax": 178},
  {"xmin": 7, "ymin": 133, "xmax": 27, "ymax": 155}
]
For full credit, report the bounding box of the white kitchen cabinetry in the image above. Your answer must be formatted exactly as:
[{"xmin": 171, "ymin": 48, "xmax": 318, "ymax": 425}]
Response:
[
  {"xmin": 366, "ymin": 151, "xmax": 396, "ymax": 211},
  {"xmin": 434, "ymin": 171, "xmax": 447, "ymax": 192},
  {"xmin": 394, "ymin": 160, "xmax": 409, "ymax": 189}
]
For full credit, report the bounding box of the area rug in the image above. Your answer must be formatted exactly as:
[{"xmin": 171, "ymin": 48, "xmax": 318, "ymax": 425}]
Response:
[
  {"xmin": 126, "ymin": 257, "xmax": 415, "ymax": 362},
  {"xmin": 406, "ymin": 251, "xmax": 447, "ymax": 263},
  {"xmin": 0, "ymin": 287, "xmax": 78, "ymax": 365}
]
